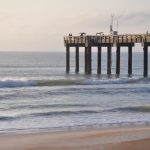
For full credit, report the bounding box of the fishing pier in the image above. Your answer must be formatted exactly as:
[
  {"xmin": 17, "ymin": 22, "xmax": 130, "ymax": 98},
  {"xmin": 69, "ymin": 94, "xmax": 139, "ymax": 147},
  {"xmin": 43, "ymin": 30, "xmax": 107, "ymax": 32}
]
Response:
[{"xmin": 64, "ymin": 33, "xmax": 150, "ymax": 77}]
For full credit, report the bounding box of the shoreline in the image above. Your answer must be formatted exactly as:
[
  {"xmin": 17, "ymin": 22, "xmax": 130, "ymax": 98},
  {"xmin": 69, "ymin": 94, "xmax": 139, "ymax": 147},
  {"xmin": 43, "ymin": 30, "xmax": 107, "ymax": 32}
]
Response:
[
  {"xmin": 0, "ymin": 126, "xmax": 150, "ymax": 150},
  {"xmin": 0, "ymin": 124, "xmax": 150, "ymax": 137},
  {"xmin": 0, "ymin": 123, "xmax": 149, "ymax": 136}
]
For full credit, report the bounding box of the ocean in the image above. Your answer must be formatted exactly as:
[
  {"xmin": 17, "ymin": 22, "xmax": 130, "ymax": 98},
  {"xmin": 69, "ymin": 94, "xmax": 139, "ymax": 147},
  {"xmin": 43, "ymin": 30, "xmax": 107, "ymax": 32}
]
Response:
[{"xmin": 0, "ymin": 51, "xmax": 150, "ymax": 134}]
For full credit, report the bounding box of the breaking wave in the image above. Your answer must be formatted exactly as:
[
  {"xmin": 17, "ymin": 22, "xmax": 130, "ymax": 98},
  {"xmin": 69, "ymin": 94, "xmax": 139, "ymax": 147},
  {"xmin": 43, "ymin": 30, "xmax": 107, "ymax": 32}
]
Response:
[
  {"xmin": 0, "ymin": 110, "xmax": 99, "ymax": 122},
  {"xmin": 113, "ymin": 106, "xmax": 150, "ymax": 113},
  {"xmin": 0, "ymin": 77, "xmax": 149, "ymax": 88},
  {"xmin": 0, "ymin": 78, "xmax": 35, "ymax": 88}
]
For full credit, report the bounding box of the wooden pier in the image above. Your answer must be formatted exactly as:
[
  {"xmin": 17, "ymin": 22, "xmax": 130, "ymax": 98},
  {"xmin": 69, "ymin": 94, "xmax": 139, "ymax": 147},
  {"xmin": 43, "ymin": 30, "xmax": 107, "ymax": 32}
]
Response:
[{"xmin": 64, "ymin": 34, "xmax": 150, "ymax": 77}]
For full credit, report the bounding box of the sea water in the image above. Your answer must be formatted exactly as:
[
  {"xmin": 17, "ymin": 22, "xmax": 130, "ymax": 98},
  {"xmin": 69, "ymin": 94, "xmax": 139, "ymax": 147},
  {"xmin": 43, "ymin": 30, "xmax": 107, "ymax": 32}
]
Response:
[{"xmin": 0, "ymin": 51, "xmax": 150, "ymax": 134}]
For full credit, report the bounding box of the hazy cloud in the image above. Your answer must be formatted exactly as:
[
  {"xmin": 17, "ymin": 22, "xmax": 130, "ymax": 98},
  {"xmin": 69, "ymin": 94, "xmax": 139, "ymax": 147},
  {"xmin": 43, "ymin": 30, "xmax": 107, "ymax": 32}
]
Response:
[{"xmin": 0, "ymin": 0, "xmax": 149, "ymax": 51}]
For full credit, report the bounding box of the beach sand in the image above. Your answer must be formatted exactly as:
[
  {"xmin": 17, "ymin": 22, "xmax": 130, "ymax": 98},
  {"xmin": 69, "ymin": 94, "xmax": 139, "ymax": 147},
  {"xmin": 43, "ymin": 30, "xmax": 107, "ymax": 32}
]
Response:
[{"xmin": 0, "ymin": 127, "xmax": 150, "ymax": 150}]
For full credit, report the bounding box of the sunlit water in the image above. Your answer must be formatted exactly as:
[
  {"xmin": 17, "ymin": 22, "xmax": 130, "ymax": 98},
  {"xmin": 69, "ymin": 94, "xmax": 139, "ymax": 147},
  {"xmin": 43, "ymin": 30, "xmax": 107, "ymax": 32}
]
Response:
[{"xmin": 0, "ymin": 52, "xmax": 150, "ymax": 134}]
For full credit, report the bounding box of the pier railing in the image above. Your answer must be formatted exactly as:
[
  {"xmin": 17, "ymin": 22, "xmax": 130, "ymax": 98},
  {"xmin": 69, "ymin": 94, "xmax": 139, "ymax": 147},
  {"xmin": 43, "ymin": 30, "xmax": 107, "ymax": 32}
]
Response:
[{"xmin": 64, "ymin": 34, "xmax": 150, "ymax": 46}]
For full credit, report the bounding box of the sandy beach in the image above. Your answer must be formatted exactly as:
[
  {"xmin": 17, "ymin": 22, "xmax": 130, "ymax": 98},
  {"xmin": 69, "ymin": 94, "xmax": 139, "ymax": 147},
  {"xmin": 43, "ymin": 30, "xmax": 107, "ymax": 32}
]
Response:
[{"xmin": 0, "ymin": 127, "xmax": 150, "ymax": 150}]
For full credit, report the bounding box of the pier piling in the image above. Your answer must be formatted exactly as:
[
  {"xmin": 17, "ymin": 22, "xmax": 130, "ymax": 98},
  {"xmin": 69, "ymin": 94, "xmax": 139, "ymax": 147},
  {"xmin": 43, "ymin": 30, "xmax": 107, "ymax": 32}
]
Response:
[
  {"xmin": 128, "ymin": 45, "xmax": 133, "ymax": 75},
  {"xmin": 85, "ymin": 47, "xmax": 88, "ymax": 73},
  {"xmin": 97, "ymin": 46, "xmax": 102, "ymax": 74},
  {"xmin": 75, "ymin": 46, "xmax": 79, "ymax": 73},
  {"xmin": 87, "ymin": 47, "xmax": 92, "ymax": 74},
  {"xmin": 143, "ymin": 45, "xmax": 148, "ymax": 77},
  {"xmin": 107, "ymin": 46, "xmax": 112, "ymax": 75},
  {"xmin": 66, "ymin": 46, "xmax": 70, "ymax": 73},
  {"xmin": 116, "ymin": 45, "xmax": 120, "ymax": 75}
]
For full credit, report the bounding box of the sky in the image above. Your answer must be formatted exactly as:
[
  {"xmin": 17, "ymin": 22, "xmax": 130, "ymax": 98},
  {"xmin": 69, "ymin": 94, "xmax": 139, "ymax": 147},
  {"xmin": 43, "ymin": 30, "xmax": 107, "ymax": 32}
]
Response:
[{"xmin": 0, "ymin": 0, "xmax": 150, "ymax": 51}]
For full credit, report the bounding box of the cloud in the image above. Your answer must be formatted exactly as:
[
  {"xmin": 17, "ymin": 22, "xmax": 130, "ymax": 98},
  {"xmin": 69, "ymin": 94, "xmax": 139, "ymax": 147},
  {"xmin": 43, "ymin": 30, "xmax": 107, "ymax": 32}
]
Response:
[
  {"xmin": 121, "ymin": 11, "xmax": 150, "ymax": 25},
  {"xmin": 0, "ymin": 0, "xmax": 150, "ymax": 51}
]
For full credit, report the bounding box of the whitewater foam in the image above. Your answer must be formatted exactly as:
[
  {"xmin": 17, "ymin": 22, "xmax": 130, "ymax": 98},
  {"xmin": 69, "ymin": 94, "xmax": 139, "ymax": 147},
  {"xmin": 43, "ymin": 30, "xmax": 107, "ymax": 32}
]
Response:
[
  {"xmin": 0, "ymin": 79, "xmax": 35, "ymax": 88},
  {"xmin": 84, "ymin": 77, "xmax": 141, "ymax": 85}
]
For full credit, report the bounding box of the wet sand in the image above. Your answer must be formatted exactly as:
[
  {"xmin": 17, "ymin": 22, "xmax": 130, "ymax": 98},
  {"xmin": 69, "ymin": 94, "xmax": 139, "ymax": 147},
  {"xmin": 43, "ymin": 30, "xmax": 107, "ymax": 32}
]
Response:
[{"xmin": 0, "ymin": 127, "xmax": 150, "ymax": 150}]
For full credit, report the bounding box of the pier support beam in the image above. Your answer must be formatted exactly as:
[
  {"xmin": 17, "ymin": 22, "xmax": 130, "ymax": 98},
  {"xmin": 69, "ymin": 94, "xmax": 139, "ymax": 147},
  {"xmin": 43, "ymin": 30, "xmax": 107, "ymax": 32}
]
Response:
[
  {"xmin": 85, "ymin": 47, "xmax": 87, "ymax": 73},
  {"xmin": 128, "ymin": 46, "xmax": 132, "ymax": 75},
  {"xmin": 66, "ymin": 46, "xmax": 70, "ymax": 73},
  {"xmin": 116, "ymin": 45, "xmax": 120, "ymax": 75},
  {"xmin": 97, "ymin": 46, "xmax": 102, "ymax": 74},
  {"xmin": 87, "ymin": 47, "xmax": 92, "ymax": 74},
  {"xmin": 75, "ymin": 46, "xmax": 79, "ymax": 73},
  {"xmin": 143, "ymin": 45, "xmax": 148, "ymax": 77},
  {"xmin": 107, "ymin": 46, "xmax": 112, "ymax": 74}
]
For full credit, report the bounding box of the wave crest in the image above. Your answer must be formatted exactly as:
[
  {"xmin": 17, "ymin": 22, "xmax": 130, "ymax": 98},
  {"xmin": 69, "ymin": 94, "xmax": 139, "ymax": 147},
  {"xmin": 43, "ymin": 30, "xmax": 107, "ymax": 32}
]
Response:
[
  {"xmin": 0, "ymin": 79, "xmax": 35, "ymax": 88},
  {"xmin": 114, "ymin": 106, "xmax": 150, "ymax": 113},
  {"xmin": 0, "ymin": 77, "xmax": 149, "ymax": 88}
]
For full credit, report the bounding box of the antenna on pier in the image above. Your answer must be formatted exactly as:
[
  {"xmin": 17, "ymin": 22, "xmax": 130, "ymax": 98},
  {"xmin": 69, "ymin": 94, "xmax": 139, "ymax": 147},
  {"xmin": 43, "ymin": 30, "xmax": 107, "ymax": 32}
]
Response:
[
  {"xmin": 110, "ymin": 14, "xmax": 118, "ymax": 36},
  {"xmin": 117, "ymin": 20, "xmax": 119, "ymax": 34},
  {"xmin": 110, "ymin": 14, "xmax": 114, "ymax": 33}
]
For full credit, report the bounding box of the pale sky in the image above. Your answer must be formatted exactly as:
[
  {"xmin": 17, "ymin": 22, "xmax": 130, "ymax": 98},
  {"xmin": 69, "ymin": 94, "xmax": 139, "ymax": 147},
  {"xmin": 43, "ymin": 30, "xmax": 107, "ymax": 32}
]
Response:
[{"xmin": 0, "ymin": 0, "xmax": 150, "ymax": 51}]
